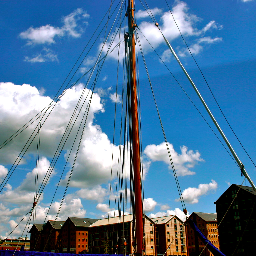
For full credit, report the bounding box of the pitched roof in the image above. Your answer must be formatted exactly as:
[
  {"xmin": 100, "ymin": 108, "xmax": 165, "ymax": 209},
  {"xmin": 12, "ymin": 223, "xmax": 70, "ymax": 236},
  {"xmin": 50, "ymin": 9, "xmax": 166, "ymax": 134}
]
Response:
[
  {"xmin": 48, "ymin": 220, "xmax": 65, "ymax": 229},
  {"xmin": 69, "ymin": 217, "xmax": 99, "ymax": 227},
  {"xmin": 151, "ymin": 215, "xmax": 184, "ymax": 224},
  {"xmin": 29, "ymin": 224, "xmax": 44, "ymax": 233},
  {"xmin": 151, "ymin": 215, "xmax": 174, "ymax": 224},
  {"xmin": 236, "ymin": 184, "xmax": 256, "ymax": 195},
  {"xmin": 215, "ymin": 184, "xmax": 256, "ymax": 203},
  {"xmin": 193, "ymin": 212, "xmax": 217, "ymax": 222},
  {"xmin": 34, "ymin": 224, "xmax": 44, "ymax": 231},
  {"xmin": 90, "ymin": 214, "xmax": 133, "ymax": 227}
]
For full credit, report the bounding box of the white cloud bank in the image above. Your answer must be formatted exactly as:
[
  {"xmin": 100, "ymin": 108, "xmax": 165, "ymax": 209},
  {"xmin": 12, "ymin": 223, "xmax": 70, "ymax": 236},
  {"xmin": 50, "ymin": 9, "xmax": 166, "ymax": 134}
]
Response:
[
  {"xmin": 20, "ymin": 8, "xmax": 89, "ymax": 45},
  {"xmin": 136, "ymin": 8, "xmax": 163, "ymax": 19},
  {"xmin": 76, "ymin": 185, "xmax": 107, "ymax": 203},
  {"xmin": 143, "ymin": 198, "xmax": 157, "ymax": 212},
  {"xmin": 0, "ymin": 157, "xmax": 51, "ymax": 204},
  {"xmin": 24, "ymin": 48, "xmax": 58, "ymax": 63},
  {"xmin": 0, "ymin": 82, "xmax": 131, "ymax": 189},
  {"xmin": 149, "ymin": 208, "xmax": 188, "ymax": 222},
  {"xmin": 102, "ymin": 1, "xmax": 222, "ymax": 61},
  {"xmin": 179, "ymin": 180, "xmax": 218, "ymax": 204},
  {"xmin": 144, "ymin": 142, "xmax": 203, "ymax": 176}
]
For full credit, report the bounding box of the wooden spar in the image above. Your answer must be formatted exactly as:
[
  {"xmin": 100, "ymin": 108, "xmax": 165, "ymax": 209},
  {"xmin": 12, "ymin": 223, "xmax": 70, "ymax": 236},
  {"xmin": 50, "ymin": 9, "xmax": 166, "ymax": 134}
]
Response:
[{"xmin": 128, "ymin": 0, "xmax": 143, "ymax": 255}]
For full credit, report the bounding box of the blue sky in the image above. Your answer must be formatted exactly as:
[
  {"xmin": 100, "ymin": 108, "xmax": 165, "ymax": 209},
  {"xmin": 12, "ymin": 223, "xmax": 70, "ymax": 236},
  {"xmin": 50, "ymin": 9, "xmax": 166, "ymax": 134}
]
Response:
[{"xmin": 0, "ymin": 0, "xmax": 256, "ymax": 238}]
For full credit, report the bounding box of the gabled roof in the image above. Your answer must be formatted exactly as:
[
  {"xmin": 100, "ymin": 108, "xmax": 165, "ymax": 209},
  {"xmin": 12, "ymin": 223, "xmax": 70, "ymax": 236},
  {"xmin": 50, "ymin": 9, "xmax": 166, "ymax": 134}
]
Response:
[
  {"xmin": 90, "ymin": 214, "xmax": 154, "ymax": 227},
  {"xmin": 151, "ymin": 215, "xmax": 174, "ymax": 224},
  {"xmin": 192, "ymin": 212, "xmax": 217, "ymax": 222},
  {"xmin": 90, "ymin": 214, "xmax": 133, "ymax": 227},
  {"xmin": 69, "ymin": 217, "xmax": 99, "ymax": 227},
  {"xmin": 215, "ymin": 184, "xmax": 256, "ymax": 203},
  {"xmin": 236, "ymin": 184, "xmax": 256, "ymax": 195},
  {"xmin": 48, "ymin": 220, "xmax": 65, "ymax": 229},
  {"xmin": 34, "ymin": 224, "xmax": 44, "ymax": 231},
  {"xmin": 151, "ymin": 215, "xmax": 184, "ymax": 224},
  {"xmin": 29, "ymin": 224, "xmax": 44, "ymax": 233},
  {"xmin": 237, "ymin": 185, "xmax": 256, "ymax": 195}
]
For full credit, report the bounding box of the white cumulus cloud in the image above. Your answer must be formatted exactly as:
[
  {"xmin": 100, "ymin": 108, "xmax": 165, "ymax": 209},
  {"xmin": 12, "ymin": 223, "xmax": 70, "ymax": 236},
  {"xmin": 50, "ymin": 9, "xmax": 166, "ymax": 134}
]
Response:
[
  {"xmin": 102, "ymin": 2, "xmax": 222, "ymax": 60},
  {"xmin": 24, "ymin": 48, "xmax": 58, "ymax": 63},
  {"xmin": 144, "ymin": 142, "xmax": 203, "ymax": 176},
  {"xmin": 0, "ymin": 165, "xmax": 8, "ymax": 181},
  {"xmin": 179, "ymin": 180, "xmax": 218, "ymax": 204},
  {"xmin": 76, "ymin": 185, "xmax": 107, "ymax": 203},
  {"xmin": 149, "ymin": 208, "xmax": 188, "ymax": 222},
  {"xmin": 160, "ymin": 204, "xmax": 170, "ymax": 211},
  {"xmin": 178, "ymin": 36, "xmax": 222, "ymax": 57},
  {"xmin": 110, "ymin": 93, "xmax": 122, "ymax": 103},
  {"xmin": 96, "ymin": 203, "xmax": 111, "ymax": 213},
  {"xmin": 19, "ymin": 8, "xmax": 89, "ymax": 45},
  {"xmin": 143, "ymin": 198, "xmax": 157, "ymax": 212},
  {"xmin": 0, "ymin": 157, "xmax": 51, "ymax": 204},
  {"xmin": 136, "ymin": 8, "xmax": 163, "ymax": 19}
]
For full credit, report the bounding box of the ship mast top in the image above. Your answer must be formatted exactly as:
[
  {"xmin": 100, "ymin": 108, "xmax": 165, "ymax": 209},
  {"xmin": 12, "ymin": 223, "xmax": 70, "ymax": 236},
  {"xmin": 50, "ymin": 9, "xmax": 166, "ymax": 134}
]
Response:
[{"xmin": 127, "ymin": 1, "xmax": 143, "ymax": 255}]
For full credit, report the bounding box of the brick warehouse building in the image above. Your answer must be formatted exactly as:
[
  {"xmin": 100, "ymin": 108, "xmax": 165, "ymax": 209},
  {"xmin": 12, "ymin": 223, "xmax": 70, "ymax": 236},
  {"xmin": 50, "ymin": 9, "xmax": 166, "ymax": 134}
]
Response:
[
  {"xmin": 215, "ymin": 184, "xmax": 256, "ymax": 255},
  {"xmin": 29, "ymin": 224, "xmax": 44, "ymax": 251},
  {"xmin": 30, "ymin": 214, "xmax": 186, "ymax": 255},
  {"xmin": 185, "ymin": 212, "xmax": 219, "ymax": 256},
  {"xmin": 30, "ymin": 221, "xmax": 64, "ymax": 252},
  {"xmin": 60, "ymin": 217, "xmax": 99, "ymax": 254},
  {"xmin": 89, "ymin": 214, "xmax": 156, "ymax": 256},
  {"xmin": 42, "ymin": 220, "xmax": 65, "ymax": 252},
  {"xmin": 151, "ymin": 215, "xmax": 186, "ymax": 256}
]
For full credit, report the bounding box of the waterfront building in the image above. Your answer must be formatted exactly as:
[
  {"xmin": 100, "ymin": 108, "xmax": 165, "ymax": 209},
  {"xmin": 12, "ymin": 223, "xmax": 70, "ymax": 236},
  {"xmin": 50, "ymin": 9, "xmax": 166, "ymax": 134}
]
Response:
[
  {"xmin": 215, "ymin": 184, "xmax": 256, "ymax": 255},
  {"xmin": 89, "ymin": 214, "xmax": 155, "ymax": 256},
  {"xmin": 185, "ymin": 212, "xmax": 219, "ymax": 256},
  {"xmin": 151, "ymin": 215, "xmax": 186, "ymax": 256},
  {"xmin": 29, "ymin": 224, "xmax": 43, "ymax": 251},
  {"xmin": 60, "ymin": 217, "xmax": 98, "ymax": 254}
]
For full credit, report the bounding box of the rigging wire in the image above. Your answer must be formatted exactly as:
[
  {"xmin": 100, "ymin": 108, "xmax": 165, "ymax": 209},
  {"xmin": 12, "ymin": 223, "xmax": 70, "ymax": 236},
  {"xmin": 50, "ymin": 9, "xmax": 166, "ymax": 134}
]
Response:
[
  {"xmin": 154, "ymin": 23, "xmax": 256, "ymax": 189},
  {"xmin": 135, "ymin": 26, "xmax": 236, "ymax": 165},
  {"xmin": 0, "ymin": 1, "xmax": 125, "ymax": 192},
  {"xmin": 0, "ymin": 0, "xmax": 120, "ymax": 150},
  {"xmin": 25, "ymin": 2, "xmax": 126, "ymax": 242},
  {"xmin": 135, "ymin": 29, "xmax": 187, "ymax": 215},
  {"xmin": 163, "ymin": 0, "xmax": 256, "ymax": 170},
  {"xmin": 5, "ymin": 15, "xmax": 127, "ymax": 241},
  {"xmin": 135, "ymin": 1, "xmax": 237, "ymax": 166},
  {"xmin": 109, "ymin": 0, "xmax": 124, "ymax": 216},
  {"xmin": 45, "ymin": 0, "xmax": 127, "ymax": 227},
  {"xmin": 140, "ymin": 0, "xmax": 255, "ymax": 184},
  {"xmin": 33, "ymin": 120, "xmax": 41, "ymax": 221}
]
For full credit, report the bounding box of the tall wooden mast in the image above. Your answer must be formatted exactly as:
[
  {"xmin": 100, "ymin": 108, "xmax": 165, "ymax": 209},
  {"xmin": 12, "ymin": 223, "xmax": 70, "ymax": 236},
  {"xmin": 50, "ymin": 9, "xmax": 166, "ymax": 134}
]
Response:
[{"xmin": 128, "ymin": 0, "xmax": 143, "ymax": 255}]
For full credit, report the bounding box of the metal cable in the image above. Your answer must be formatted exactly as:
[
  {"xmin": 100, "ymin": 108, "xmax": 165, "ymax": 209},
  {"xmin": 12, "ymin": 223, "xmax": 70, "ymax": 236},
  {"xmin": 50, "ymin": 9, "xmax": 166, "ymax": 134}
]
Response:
[
  {"xmin": 136, "ymin": 30, "xmax": 187, "ymax": 214},
  {"xmin": 163, "ymin": 0, "xmax": 256, "ymax": 169},
  {"xmin": 0, "ymin": 1, "xmax": 125, "ymax": 192},
  {"xmin": 135, "ymin": 25, "xmax": 237, "ymax": 166},
  {"xmin": 5, "ymin": 8, "xmax": 126, "ymax": 241},
  {"xmin": 0, "ymin": 0, "xmax": 120, "ymax": 150}
]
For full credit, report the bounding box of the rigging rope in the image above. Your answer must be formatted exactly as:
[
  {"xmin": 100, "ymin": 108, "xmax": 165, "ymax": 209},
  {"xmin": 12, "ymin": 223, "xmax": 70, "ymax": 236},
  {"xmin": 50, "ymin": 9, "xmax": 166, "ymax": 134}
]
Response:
[
  {"xmin": 34, "ymin": 5, "xmax": 127, "ymax": 239},
  {"xmin": 0, "ymin": 0, "xmax": 120, "ymax": 151},
  {"xmin": 5, "ymin": 5, "xmax": 127, "ymax": 241},
  {"xmin": 135, "ymin": 25, "xmax": 237, "ymax": 165},
  {"xmin": 163, "ymin": 0, "xmax": 256, "ymax": 170},
  {"xmin": 135, "ymin": 29, "xmax": 187, "ymax": 215},
  {"xmin": 0, "ymin": 1, "xmax": 125, "ymax": 193},
  {"xmin": 139, "ymin": 0, "xmax": 256, "ymax": 189}
]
